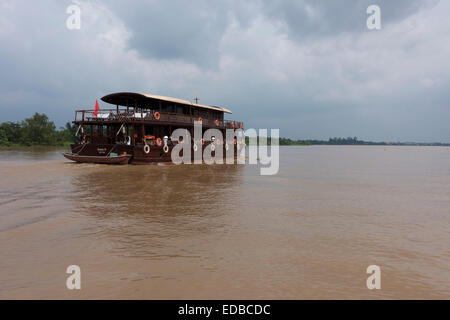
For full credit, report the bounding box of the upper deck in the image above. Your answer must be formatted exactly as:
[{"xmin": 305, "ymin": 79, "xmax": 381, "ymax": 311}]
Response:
[
  {"xmin": 74, "ymin": 107, "xmax": 243, "ymax": 129},
  {"xmin": 73, "ymin": 92, "xmax": 243, "ymax": 129}
]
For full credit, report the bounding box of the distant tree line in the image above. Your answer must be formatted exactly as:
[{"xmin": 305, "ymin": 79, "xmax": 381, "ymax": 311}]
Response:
[
  {"xmin": 246, "ymin": 136, "xmax": 450, "ymax": 146},
  {"xmin": 0, "ymin": 113, "xmax": 76, "ymax": 147},
  {"xmin": 245, "ymin": 137, "xmax": 311, "ymax": 145},
  {"xmin": 310, "ymin": 137, "xmax": 366, "ymax": 145},
  {"xmin": 1, "ymin": 113, "xmax": 448, "ymax": 147}
]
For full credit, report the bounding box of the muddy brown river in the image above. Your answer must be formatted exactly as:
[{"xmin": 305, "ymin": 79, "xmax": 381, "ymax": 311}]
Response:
[{"xmin": 0, "ymin": 146, "xmax": 449, "ymax": 299}]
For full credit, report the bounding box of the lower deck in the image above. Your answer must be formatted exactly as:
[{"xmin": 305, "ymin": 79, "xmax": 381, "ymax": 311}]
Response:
[{"xmin": 70, "ymin": 140, "xmax": 243, "ymax": 164}]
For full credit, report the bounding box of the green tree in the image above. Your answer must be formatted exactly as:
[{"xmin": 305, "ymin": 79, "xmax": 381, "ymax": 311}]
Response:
[
  {"xmin": 0, "ymin": 113, "xmax": 76, "ymax": 147},
  {"xmin": 0, "ymin": 125, "xmax": 10, "ymax": 146},
  {"xmin": 19, "ymin": 113, "xmax": 57, "ymax": 145},
  {"xmin": 0, "ymin": 122, "xmax": 22, "ymax": 145},
  {"xmin": 63, "ymin": 122, "xmax": 78, "ymax": 143}
]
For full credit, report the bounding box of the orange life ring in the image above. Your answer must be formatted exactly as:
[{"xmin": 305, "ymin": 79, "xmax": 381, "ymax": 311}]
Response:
[
  {"xmin": 201, "ymin": 138, "xmax": 205, "ymax": 145},
  {"xmin": 156, "ymin": 138, "xmax": 162, "ymax": 146},
  {"xmin": 198, "ymin": 117, "xmax": 203, "ymax": 123},
  {"xmin": 215, "ymin": 119, "xmax": 219, "ymax": 126},
  {"xmin": 154, "ymin": 112, "xmax": 160, "ymax": 120}
]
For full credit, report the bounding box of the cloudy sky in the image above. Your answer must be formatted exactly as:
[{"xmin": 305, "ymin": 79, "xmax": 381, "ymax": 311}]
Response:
[{"xmin": 0, "ymin": 0, "xmax": 449, "ymax": 142}]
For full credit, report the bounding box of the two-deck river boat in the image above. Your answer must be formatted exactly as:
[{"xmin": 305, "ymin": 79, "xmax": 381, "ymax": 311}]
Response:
[{"xmin": 63, "ymin": 92, "xmax": 244, "ymax": 164}]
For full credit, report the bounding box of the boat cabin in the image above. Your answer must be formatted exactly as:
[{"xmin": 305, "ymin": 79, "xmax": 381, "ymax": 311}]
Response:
[{"xmin": 67, "ymin": 92, "xmax": 244, "ymax": 164}]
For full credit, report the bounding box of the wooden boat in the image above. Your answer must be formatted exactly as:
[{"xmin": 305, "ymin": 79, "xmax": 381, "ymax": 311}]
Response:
[
  {"xmin": 62, "ymin": 152, "xmax": 131, "ymax": 165},
  {"xmin": 64, "ymin": 92, "xmax": 245, "ymax": 165}
]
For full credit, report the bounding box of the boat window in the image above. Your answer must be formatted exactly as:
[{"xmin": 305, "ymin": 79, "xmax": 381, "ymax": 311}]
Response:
[
  {"xmin": 145, "ymin": 126, "xmax": 154, "ymax": 135},
  {"xmin": 161, "ymin": 102, "xmax": 169, "ymax": 113}
]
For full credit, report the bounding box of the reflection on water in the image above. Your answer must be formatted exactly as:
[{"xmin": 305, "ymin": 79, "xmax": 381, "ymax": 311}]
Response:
[
  {"xmin": 71, "ymin": 164, "xmax": 244, "ymax": 258},
  {"xmin": 0, "ymin": 146, "xmax": 449, "ymax": 299}
]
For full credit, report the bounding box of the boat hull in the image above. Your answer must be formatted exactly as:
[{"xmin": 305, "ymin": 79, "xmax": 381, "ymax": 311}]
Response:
[
  {"xmin": 65, "ymin": 143, "xmax": 243, "ymax": 165},
  {"xmin": 62, "ymin": 152, "xmax": 131, "ymax": 165}
]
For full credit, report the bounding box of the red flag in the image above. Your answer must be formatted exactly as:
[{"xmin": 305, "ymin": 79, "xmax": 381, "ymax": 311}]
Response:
[{"xmin": 93, "ymin": 100, "xmax": 99, "ymax": 116}]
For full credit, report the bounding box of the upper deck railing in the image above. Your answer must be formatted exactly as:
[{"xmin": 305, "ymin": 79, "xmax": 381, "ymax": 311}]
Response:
[{"xmin": 74, "ymin": 108, "xmax": 243, "ymax": 129}]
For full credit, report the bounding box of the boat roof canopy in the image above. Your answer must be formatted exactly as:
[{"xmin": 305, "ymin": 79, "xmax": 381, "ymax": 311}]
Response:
[{"xmin": 101, "ymin": 92, "xmax": 232, "ymax": 114}]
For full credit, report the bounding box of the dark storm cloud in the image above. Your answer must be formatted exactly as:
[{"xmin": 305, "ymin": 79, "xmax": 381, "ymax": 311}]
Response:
[
  {"xmin": 0, "ymin": 0, "xmax": 449, "ymax": 142},
  {"xmin": 261, "ymin": 0, "xmax": 434, "ymax": 39},
  {"xmin": 105, "ymin": 0, "xmax": 255, "ymax": 68},
  {"xmin": 105, "ymin": 0, "xmax": 433, "ymax": 68}
]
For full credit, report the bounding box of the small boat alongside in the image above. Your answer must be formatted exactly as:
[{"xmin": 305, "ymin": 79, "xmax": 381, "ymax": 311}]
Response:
[{"xmin": 62, "ymin": 152, "xmax": 131, "ymax": 165}]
